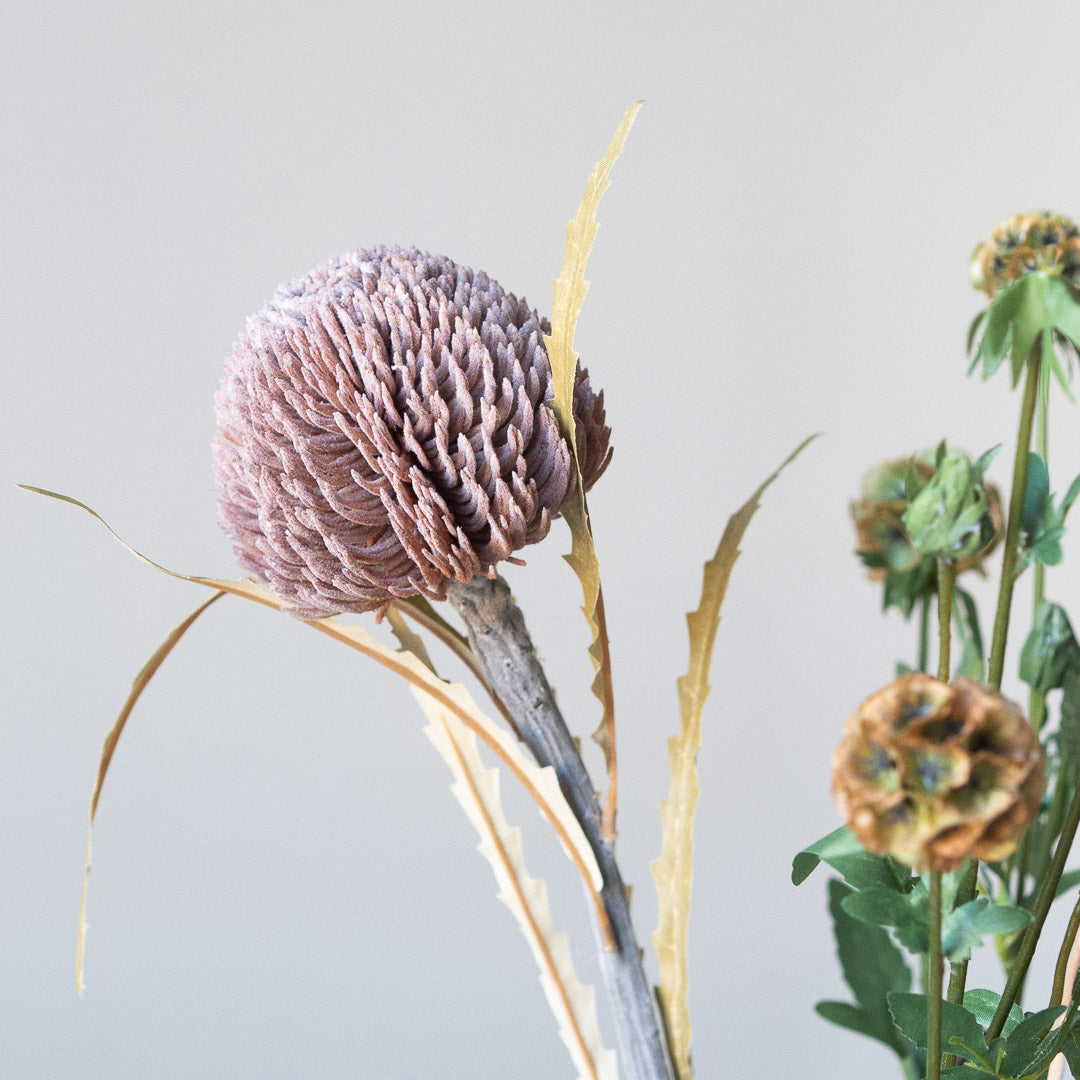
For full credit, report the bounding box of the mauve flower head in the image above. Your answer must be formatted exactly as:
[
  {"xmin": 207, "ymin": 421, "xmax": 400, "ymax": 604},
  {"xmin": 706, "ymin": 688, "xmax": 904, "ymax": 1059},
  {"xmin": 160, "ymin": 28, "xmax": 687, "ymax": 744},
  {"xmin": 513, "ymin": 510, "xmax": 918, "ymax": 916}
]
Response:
[{"xmin": 214, "ymin": 246, "xmax": 611, "ymax": 618}]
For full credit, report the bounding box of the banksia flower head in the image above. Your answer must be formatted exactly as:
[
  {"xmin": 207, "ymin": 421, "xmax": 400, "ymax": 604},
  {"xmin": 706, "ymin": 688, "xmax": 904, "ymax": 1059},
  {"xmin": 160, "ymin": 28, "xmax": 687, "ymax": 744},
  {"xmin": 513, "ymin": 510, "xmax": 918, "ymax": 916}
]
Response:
[
  {"xmin": 970, "ymin": 211, "xmax": 1080, "ymax": 298},
  {"xmin": 852, "ymin": 451, "xmax": 1003, "ymax": 616},
  {"xmin": 832, "ymin": 674, "xmax": 1044, "ymax": 872},
  {"xmin": 214, "ymin": 246, "xmax": 612, "ymax": 618}
]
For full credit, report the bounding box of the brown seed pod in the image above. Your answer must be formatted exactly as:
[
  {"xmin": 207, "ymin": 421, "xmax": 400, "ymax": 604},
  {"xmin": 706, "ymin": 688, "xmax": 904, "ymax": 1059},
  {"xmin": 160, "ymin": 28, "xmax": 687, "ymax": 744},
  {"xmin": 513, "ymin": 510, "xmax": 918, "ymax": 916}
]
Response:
[
  {"xmin": 832, "ymin": 674, "xmax": 1044, "ymax": 872},
  {"xmin": 970, "ymin": 211, "xmax": 1080, "ymax": 298},
  {"xmin": 214, "ymin": 246, "xmax": 611, "ymax": 617}
]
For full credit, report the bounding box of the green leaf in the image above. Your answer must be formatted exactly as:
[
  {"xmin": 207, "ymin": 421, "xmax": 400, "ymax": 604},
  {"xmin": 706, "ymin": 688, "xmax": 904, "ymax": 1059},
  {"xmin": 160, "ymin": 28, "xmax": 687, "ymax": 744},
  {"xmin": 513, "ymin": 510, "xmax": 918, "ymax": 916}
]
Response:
[
  {"xmin": 814, "ymin": 1000, "xmax": 883, "ymax": 1042},
  {"xmin": 941, "ymin": 899, "xmax": 1031, "ymax": 963},
  {"xmin": 792, "ymin": 825, "xmax": 909, "ymax": 890},
  {"xmin": 1001, "ymin": 1005, "xmax": 1066, "ymax": 1076},
  {"xmin": 824, "ymin": 881, "xmax": 911, "ymax": 1054},
  {"xmin": 1021, "ymin": 453, "xmax": 1051, "ymax": 539},
  {"xmin": 952, "ymin": 586, "xmax": 985, "ymax": 681},
  {"xmin": 1061, "ymin": 1030, "xmax": 1080, "ymax": 1079},
  {"xmin": 1062, "ymin": 671, "xmax": 1080, "ymax": 774},
  {"xmin": 1019, "ymin": 602, "xmax": 1080, "ymax": 693},
  {"xmin": 887, "ymin": 992, "xmax": 989, "ymax": 1058},
  {"xmin": 963, "ymin": 989, "xmax": 1023, "ymax": 1036},
  {"xmin": 841, "ymin": 887, "xmax": 914, "ymax": 927}
]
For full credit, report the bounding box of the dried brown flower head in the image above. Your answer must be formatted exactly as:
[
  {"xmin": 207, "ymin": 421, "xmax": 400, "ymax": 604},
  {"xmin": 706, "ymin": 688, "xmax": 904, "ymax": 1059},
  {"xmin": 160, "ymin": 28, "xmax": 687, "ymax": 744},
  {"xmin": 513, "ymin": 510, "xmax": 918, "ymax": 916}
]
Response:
[
  {"xmin": 832, "ymin": 674, "xmax": 1044, "ymax": 872},
  {"xmin": 214, "ymin": 246, "xmax": 611, "ymax": 617},
  {"xmin": 970, "ymin": 211, "xmax": 1080, "ymax": 298}
]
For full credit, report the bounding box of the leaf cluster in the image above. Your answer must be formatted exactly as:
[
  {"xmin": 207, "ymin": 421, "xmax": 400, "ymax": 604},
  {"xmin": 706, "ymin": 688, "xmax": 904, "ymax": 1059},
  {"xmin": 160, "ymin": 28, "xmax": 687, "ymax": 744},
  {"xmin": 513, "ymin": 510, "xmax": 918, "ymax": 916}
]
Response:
[
  {"xmin": 968, "ymin": 273, "xmax": 1080, "ymax": 398},
  {"xmin": 888, "ymin": 987, "xmax": 1080, "ymax": 1080},
  {"xmin": 1016, "ymin": 453, "xmax": 1080, "ymax": 576}
]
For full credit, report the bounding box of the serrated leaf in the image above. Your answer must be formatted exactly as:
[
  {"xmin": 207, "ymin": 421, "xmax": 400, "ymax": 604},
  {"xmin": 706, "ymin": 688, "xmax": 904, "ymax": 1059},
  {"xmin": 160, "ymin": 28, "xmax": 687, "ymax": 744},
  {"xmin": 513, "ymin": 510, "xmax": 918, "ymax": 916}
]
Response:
[
  {"xmin": 22, "ymin": 486, "xmax": 614, "ymax": 956},
  {"xmin": 792, "ymin": 825, "xmax": 908, "ymax": 890},
  {"xmin": 1002, "ymin": 1006, "xmax": 1066, "ymax": 1076},
  {"xmin": 888, "ymin": 992, "xmax": 990, "ymax": 1059},
  {"xmin": 964, "ymin": 989, "xmax": 1023, "ymax": 1036},
  {"xmin": 841, "ymin": 887, "xmax": 915, "ymax": 929},
  {"xmin": 76, "ymin": 590, "xmax": 225, "ymax": 992},
  {"xmin": 652, "ymin": 436, "xmax": 816, "ymax": 1080},
  {"xmin": 419, "ymin": 697, "xmax": 617, "ymax": 1080},
  {"xmin": 545, "ymin": 101, "xmax": 642, "ymax": 846},
  {"xmin": 823, "ymin": 881, "xmax": 911, "ymax": 1055}
]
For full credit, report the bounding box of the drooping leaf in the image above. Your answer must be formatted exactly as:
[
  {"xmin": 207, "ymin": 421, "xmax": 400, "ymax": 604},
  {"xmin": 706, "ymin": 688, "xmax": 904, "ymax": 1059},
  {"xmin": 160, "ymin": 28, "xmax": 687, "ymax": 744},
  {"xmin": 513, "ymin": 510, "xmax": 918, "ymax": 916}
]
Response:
[
  {"xmin": 821, "ymin": 880, "xmax": 911, "ymax": 1056},
  {"xmin": 815, "ymin": 1000, "xmax": 889, "ymax": 1043},
  {"xmin": 792, "ymin": 824, "xmax": 909, "ymax": 891},
  {"xmin": 545, "ymin": 102, "xmax": 642, "ymax": 846},
  {"xmin": 419, "ymin": 696, "xmax": 617, "ymax": 1080},
  {"xmin": 76, "ymin": 590, "xmax": 225, "ymax": 992},
  {"xmin": 22, "ymin": 486, "xmax": 613, "ymax": 950},
  {"xmin": 652, "ymin": 436, "xmax": 817, "ymax": 1080}
]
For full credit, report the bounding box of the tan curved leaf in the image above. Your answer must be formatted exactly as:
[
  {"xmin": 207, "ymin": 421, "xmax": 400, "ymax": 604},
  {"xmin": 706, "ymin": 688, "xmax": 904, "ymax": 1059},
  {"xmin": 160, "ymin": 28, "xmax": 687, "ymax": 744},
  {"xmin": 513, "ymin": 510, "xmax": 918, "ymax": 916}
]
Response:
[
  {"xmin": 419, "ymin": 693, "xmax": 618, "ymax": 1080},
  {"xmin": 20, "ymin": 486, "xmax": 611, "ymax": 950},
  {"xmin": 77, "ymin": 589, "xmax": 225, "ymax": 993},
  {"xmin": 544, "ymin": 101, "xmax": 642, "ymax": 842},
  {"xmin": 650, "ymin": 435, "xmax": 818, "ymax": 1080}
]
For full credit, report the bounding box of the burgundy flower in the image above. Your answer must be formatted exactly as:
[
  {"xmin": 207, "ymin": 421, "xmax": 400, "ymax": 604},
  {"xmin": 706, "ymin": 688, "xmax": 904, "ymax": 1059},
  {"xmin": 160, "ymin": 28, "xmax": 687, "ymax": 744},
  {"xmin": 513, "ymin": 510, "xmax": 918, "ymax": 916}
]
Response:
[{"xmin": 214, "ymin": 246, "xmax": 611, "ymax": 617}]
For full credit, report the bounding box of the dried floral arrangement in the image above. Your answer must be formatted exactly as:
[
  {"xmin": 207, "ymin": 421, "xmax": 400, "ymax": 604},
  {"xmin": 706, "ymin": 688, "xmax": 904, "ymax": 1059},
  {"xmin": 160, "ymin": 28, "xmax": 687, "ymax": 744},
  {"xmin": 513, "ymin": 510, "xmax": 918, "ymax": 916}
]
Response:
[{"xmin": 22, "ymin": 103, "xmax": 1080, "ymax": 1080}]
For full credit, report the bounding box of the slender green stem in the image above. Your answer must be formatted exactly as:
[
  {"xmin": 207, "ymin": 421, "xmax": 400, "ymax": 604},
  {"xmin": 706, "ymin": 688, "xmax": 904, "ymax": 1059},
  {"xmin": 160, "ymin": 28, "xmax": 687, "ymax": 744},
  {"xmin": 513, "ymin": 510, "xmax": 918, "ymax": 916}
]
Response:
[
  {"xmin": 918, "ymin": 594, "xmax": 932, "ymax": 674},
  {"xmin": 944, "ymin": 860, "xmax": 979, "ymax": 1070},
  {"xmin": 937, "ymin": 563, "xmax": 956, "ymax": 682},
  {"xmin": 1029, "ymin": 390, "xmax": 1049, "ymax": 735},
  {"xmin": 988, "ymin": 785, "xmax": 1080, "ymax": 1041},
  {"xmin": 927, "ymin": 870, "xmax": 944, "ymax": 1080},
  {"xmin": 987, "ymin": 354, "xmax": 1042, "ymax": 690},
  {"xmin": 1051, "ymin": 889, "xmax": 1080, "ymax": 1008}
]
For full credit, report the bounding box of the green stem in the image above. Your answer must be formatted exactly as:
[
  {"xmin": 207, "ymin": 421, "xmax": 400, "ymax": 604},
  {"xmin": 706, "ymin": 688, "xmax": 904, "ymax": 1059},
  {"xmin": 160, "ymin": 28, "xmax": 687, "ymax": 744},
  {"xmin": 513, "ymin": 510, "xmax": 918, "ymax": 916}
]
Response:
[
  {"xmin": 987, "ymin": 353, "xmax": 1042, "ymax": 691},
  {"xmin": 919, "ymin": 594, "xmax": 932, "ymax": 674},
  {"xmin": 1029, "ymin": 390, "xmax": 1049, "ymax": 736},
  {"xmin": 988, "ymin": 784, "xmax": 1080, "ymax": 1041},
  {"xmin": 1051, "ymin": 889, "xmax": 1080, "ymax": 1008},
  {"xmin": 928, "ymin": 870, "xmax": 944, "ymax": 1080},
  {"xmin": 937, "ymin": 563, "xmax": 956, "ymax": 682}
]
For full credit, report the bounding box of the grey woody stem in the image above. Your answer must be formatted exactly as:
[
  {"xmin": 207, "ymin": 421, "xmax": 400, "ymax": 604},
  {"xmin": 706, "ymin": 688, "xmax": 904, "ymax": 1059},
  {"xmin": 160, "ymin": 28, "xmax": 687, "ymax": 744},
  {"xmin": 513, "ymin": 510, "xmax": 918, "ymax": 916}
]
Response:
[{"xmin": 447, "ymin": 574, "xmax": 675, "ymax": 1080}]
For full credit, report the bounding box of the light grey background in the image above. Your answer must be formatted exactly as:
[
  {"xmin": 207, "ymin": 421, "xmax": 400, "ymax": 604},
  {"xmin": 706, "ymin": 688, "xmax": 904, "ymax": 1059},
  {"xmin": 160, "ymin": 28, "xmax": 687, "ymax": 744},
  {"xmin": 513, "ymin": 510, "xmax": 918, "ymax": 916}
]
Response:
[{"xmin": 6, "ymin": 2, "xmax": 1080, "ymax": 1077}]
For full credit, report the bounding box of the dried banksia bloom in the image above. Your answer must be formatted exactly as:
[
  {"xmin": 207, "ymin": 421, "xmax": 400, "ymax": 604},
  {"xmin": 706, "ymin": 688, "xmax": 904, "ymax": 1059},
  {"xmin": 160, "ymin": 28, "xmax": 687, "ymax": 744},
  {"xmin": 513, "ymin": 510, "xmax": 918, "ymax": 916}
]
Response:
[
  {"xmin": 214, "ymin": 246, "xmax": 612, "ymax": 617},
  {"xmin": 852, "ymin": 453, "xmax": 1003, "ymax": 616},
  {"xmin": 970, "ymin": 211, "xmax": 1080, "ymax": 298},
  {"xmin": 832, "ymin": 674, "xmax": 1045, "ymax": 872}
]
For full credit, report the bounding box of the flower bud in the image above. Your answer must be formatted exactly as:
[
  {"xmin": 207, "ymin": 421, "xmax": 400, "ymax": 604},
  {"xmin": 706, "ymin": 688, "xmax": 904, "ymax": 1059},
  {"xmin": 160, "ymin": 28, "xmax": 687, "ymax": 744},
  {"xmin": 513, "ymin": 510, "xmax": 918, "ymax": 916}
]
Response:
[
  {"xmin": 832, "ymin": 674, "xmax": 1044, "ymax": 872},
  {"xmin": 902, "ymin": 447, "xmax": 999, "ymax": 563},
  {"xmin": 970, "ymin": 211, "xmax": 1080, "ymax": 299}
]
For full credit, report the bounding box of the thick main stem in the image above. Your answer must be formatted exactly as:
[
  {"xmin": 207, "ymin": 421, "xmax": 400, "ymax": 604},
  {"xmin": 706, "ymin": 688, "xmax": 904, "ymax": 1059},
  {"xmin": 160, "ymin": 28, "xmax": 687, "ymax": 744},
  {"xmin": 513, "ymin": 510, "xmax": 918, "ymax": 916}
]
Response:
[{"xmin": 447, "ymin": 575, "xmax": 675, "ymax": 1080}]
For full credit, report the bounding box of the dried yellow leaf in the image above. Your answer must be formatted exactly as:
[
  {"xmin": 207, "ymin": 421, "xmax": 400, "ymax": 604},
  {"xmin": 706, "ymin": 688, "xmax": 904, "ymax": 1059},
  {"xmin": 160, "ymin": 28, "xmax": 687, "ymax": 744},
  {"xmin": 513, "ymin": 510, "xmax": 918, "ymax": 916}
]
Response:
[
  {"xmin": 544, "ymin": 101, "xmax": 642, "ymax": 842},
  {"xmin": 650, "ymin": 436, "xmax": 817, "ymax": 1080},
  {"xmin": 20, "ymin": 486, "xmax": 611, "ymax": 966},
  {"xmin": 419, "ymin": 694, "xmax": 618, "ymax": 1080}
]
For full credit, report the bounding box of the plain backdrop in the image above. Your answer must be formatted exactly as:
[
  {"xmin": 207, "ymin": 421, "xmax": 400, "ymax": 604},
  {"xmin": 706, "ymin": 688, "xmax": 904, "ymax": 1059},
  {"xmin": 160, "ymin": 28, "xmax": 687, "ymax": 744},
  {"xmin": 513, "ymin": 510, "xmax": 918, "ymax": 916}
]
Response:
[{"xmin": 6, "ymin": 2, "xmax": 1080, "ymax": 1078}]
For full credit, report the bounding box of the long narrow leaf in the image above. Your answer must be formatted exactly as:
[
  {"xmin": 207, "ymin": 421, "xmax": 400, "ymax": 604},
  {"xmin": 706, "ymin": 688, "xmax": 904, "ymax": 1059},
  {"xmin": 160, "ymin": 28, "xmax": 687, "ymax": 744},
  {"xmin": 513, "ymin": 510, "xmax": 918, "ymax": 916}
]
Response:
[
  {"xmin": 77, "ymin": 590, "xmax": 225, "ymax": 992},
  {"xmin": 544, "ymin": 101, "xmax": 642, "ymax": 842},
  {"xmin": 22, "ymin": 486, "xmax": 611, "ymax": 945},
  {"xmin": 419, "ymin": 693, "xmax": 617, "ymax": 1080},
  {"xmin": 650, "ymin": 436, "xmax": 818, "ymax": 1080}
]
